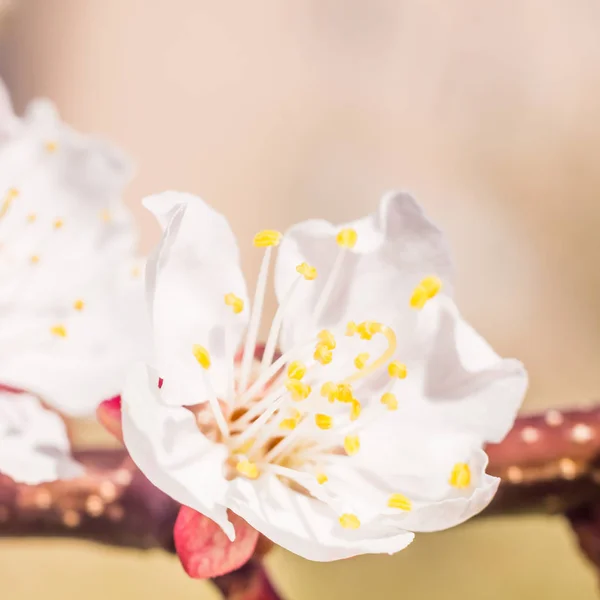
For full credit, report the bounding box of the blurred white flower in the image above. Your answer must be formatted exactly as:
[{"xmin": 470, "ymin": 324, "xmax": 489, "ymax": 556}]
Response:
[
  {"xmin": 0, "ymin": 79, "xmax": 148, "ymax": 483},
  {"xmin": 0, "ymin": 388, "xmax": 82, "ymax": 484},
  {"xmin": 122, "ymin": 190, "xmax": 527, "ymax": 561}
]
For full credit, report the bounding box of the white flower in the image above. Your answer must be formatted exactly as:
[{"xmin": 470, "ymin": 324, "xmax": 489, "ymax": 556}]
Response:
[
  {"xmin": 122, "ymin": 190, "xmax": 528, "ymax": 561},
  {"xmin": 0, "ymin": 79, "xmax": 148, "ymax": 417},
  {"xmin": 0, "ymin": 389, "xmax": 83, "ymax": 484},
  {"xmin": 0, "ymin": 79, "xmax": 148, "ymax": 484}
]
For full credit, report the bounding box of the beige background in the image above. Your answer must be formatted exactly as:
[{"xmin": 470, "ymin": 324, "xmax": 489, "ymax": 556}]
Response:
[{"xmin": 1, "ymin": 0, "xmax": 600, "ymax": 598}]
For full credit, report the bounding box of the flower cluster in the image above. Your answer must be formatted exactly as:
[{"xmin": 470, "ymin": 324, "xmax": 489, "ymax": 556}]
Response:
[{"xmin": 0, "ymin": 79, "xmax": 147, "ymax": 484}]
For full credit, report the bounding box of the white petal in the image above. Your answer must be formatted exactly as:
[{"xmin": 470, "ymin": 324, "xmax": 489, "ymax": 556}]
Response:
[
  {"xmin": 121, "ymin": 363, "xmax": 234, "ymax": 539},
  {"xmin": 388, "ymin": 450, "xmax": 499, "ymax": 532},
  {"xmin": 275, "ymin": 191, "xmax": 453, "ymax": 351},
  {"xmin": 392, "ymin": 296, "xmax": 528, "ymax": 443},
  {"xmin": 144, "ymin": 192, "xmax": 249, "ymax": 406},
  {"xmin": 227, "ymin": 475, "xmax": 414, "ymax": 561},
  {"xmin": 0, "ymin": 391, "xmax": 82, "ymax": 484},
  {"xmin": 334, "ymin": 429, "xmax": 497, "ymax": 532}
]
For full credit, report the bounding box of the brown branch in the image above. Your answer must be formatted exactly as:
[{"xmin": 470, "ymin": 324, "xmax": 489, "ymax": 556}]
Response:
[{"xmin": 2, "ymin": 406, "xmax": 600, "ymax": 596}]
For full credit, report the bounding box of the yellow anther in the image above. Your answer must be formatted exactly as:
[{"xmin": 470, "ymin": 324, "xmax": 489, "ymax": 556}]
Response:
[
  {"xmin": 315, "ymin": 414, "xmax": 333, "ymax": 430},
  {"xmin": 356, "ymin": 321, "xmax": 373, "ymax": 340},
  {"xmin": 53, "ymin": 218, "xmax": 64, "ymax": 229},
  {"xmin": 350, "ymin": 399, "xmax": 361, "ymax": 421},
  {"xmin": 388, "ymin": 493, "xmax": 412, "ymax": 511},
  {"xmin": 30, "ymin": 255, "xmax": 40, "ymax": 265},
  {"xmin": 236, "ymin": 459, "xmax": 260, "ymax": 480},
  {"xmin": 50, "ymin": 324, "xmax": 67, "ymax": 338},
  {"xmin": 253, "ymin": 229, "xmax": 282, "ymax": 248},
  {"xmin": 100, "ymin": 209, "xmax": 111, "ymax": 223},
  {"xmin": 336, "ymin": 228, "xmax": 358, "ymax": 249},
  {"xmin": 410, "ymin": 275, "xmax": 442, "ymax": 309},
  {"xmin": 233, "ymin": 438, "xmax": 255, "ymax": 455},
  {"xmin": 339, "ymin": 513, "xmax": 360, "ymax": 529},
  {"xmin": 317, "ymin": 329, "xmax": 336, "ymax": 350},
  {"xmin": 192, "ymin": 344, "xmax": 211, "ymax": 369},
  {"xmin": 287, "ymin": 360, "xmax": 306, "ymax": 380},
  {"xmin": 131, "ymin": 266, "xmax": 141, "ymax": 278},
  {"xmin": 388, "ymin": 361, "xmax": 407, "ymax": 379},
  {"xmin": 314, "ymin": 343, "xmax": 333, "ymax": 365},
  {"xmin": 279, "ymin": 418, "xmax": 297, "ymax": 431},
  {"xmin": 354, "ymin": 352, "xmax": 370, "ymax": 370},
  {"xmin": 6, "ymin": 188, "xmax": 19, "ymax": 199},
  {"xmin": 320, "ymin": 381, "xmax": 338, "ymax": 403},
  {"xmin": 344, "ymin": 435, "xmax": 360, "ymax": 456},
  {"xmin": 316, "ymin": 473, "xmax": 328, "ymax": 485},
  {"xmin": 296, "ymin": 262, "xmax": 317, "ymax": 281},
  {"xmin": 45, "ymin": 141, "xmax": 58, "ymax": 153},
  {"xmin": 289, "ymin": 408, "xmax": 302, "ymax": 421},
  {"xmin": 344, "ymin": 325, "xmax": 397, "ymax": 385},
  {"xmin": 449, "ymin": 463, "xmax": 471, "ymax": 489},
  {"xmin": 336, "ymin": 383, "xmax": 354, "ymax": 404},
  {"xmin": 73, "ymin": 299, "xmax": 85, "ymax": 311},
  {"xmin": 224, "ymin": 292, "xmax": 244, "ymax": 314},
  {"xmin": 380, "ymin": 392, "xmax": 398, "ymax": 411},
  {"xmin": 285, "ymin": 379, "xmax": 312, "ymax": 401},
  {"xmin": 26, "ymin": 213, "xmax": 37, "ymax": 223},
  {"xmin": 345, "ymin": 321, "xmax": 357, "ymax": 336}
]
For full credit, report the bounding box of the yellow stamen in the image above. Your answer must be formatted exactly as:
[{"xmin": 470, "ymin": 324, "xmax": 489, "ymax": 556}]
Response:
[
  {"xmin": 73, "ymin": 299, "xmax": 85, "ymax": 311},
  {"xmin": 354, "ymin": 352, "xmax": 370, "ymax": 370},
  {"xmin": 285, "ymin": 379, "xmax": 311, "ymax": 401},
  {"xmin": 192, "ymin": 344, "xmax": 211, "ymax": 369},
  {"xmin": 380, "ymin": 392, "xmax": 398, "ymax": 411},
  {"xmin": 336, "ymin": 228, "xmax": 358, "ymax": 249},
  {"xmin": 315, "ymin": 414, "xmax": 333, "ymax": 430},
  {"xmin": 26, "ymin": 213, "xmax": 37, "ymax": 223},
  {"xmin": 388, "ymin": 493, "xmax": 412, "ymax": 511},
  {"xmin": 388, "ymin": 361, "xmax": 407, "ymax": 379},
  {"xmin": 30, "ymin": 255, "xmax": 40, "ymax": 264},
  {"xmin": 317, "ymin": 329, "xmax": 336, "ymax": 350},
  {"xmin": 279, "ymin": 418, "xmax": 297, "ymax": 431},
  {"xmin": 336, "ymin": 383, "xmax": 354, "ymax": 403},
  {"xmin": 287, "ymin": 360, "xmax": 306, "ymax": 380},
  {"xmin": 253, "ymin": 229, "xmax": 282, "ymax": 247},
  {"xmin": 131, "ymin": 266, "xmax": 141, "ymax": 278},
  {"xmin": 45, "ymin": 141, "xmax": 58, "ymax": 153},
  {"xmin": 314, "ymin": 343, "xmax": 332, "ymax": 365},
  {"xmin": 410, "ymin": 275, "xmax": 442, "ymax": 309},
  {"xmin": 233, "ymin": 438, "xmax": 255, "ymax": 455},
  {"xmin": 0, "ymin": 188, "xmax": 19, "ymax": 219},
  {"xmin": 50, "ymin": 324, "xmax": 67, "ymax": 338},
  {"xmin": 350, "ymin": 399, "xmax": 361, "ymax": 421},
  {"xmin": 344, "ymin": 435, "xmax": 360, "ymax": 455},
  {"xmin": 100, "ymin": 209, "xmax": 111, "ymax": 223},
  {"xmin": 236, "ymin": 460, "xmax": 260, "ymax": 480},
  {"xmin": 344, "ymin": 324, "xmax": 397, "ymax": 385},
  {"xmin": 53, "ymin": 218, "xmax": 64, "ymax": 229},
  {"xmin": 345, "ymin": 321, "xmax": 357, "ymax": 336},
  {"xmin": 320, "ymin": 381, "xmax": 338, "ymax": 403},
  {"xmin": 339, "ymin": 513, "xmax": 360, "ymax": 529},
  {"xmin": 449, "ymin": 463, "xmax": 471, "ymax": 489},
  {"xmin": 296, "ymin": 262, "xmax": 317, "ymax": 280},
  {"xmin": 316, "ymin": 473, "xmax": 328, "ymax": 485},
  {"xmin": 224, "ymin": 292, "xmax": 244, "ymax": 314}
]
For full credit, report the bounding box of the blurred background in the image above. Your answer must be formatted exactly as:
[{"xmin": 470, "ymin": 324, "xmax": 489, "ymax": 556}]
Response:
[{"xmin": 1, "ymin": 0, "xmax": 600, "ymax": 597}]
